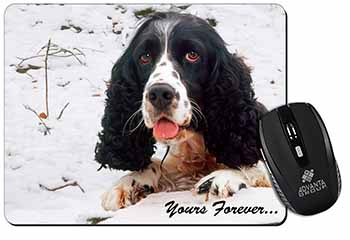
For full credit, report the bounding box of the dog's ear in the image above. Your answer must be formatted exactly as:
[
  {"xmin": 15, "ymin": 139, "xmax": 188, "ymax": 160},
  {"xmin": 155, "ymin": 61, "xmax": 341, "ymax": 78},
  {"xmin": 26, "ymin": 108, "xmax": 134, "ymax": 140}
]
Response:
[
  {"xmin": 203, "ymin": 49, "xmax": 261, "ymax": 167},
  {"xmin": 95, "ymin": 50, "xmax": 155, "ymax": 171}
]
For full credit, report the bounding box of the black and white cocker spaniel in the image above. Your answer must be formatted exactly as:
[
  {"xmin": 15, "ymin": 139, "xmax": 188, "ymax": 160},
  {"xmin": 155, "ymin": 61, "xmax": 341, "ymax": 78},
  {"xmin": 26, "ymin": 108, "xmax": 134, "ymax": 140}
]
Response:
[{"xmin": 95, "ymin": 12, "xmax": 271, "ymax": 211}]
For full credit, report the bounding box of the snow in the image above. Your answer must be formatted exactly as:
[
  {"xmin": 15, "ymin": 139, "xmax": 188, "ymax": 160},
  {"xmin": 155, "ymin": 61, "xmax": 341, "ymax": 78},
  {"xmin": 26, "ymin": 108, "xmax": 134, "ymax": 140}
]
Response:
[
  {"xmin": 4, "ymin": 4, "xmax": 286, "ymax": 225},
  {"xmin": 102, "ymin": 189, "xmax": 286, "ymax": 225}
]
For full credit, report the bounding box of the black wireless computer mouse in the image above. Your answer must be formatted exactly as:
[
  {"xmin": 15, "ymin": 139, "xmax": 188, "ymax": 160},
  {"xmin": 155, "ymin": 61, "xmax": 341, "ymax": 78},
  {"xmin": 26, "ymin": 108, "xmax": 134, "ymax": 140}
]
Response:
[{"xmin": 259, "ymin": 102, "xmax": 341, "ymax": 215}]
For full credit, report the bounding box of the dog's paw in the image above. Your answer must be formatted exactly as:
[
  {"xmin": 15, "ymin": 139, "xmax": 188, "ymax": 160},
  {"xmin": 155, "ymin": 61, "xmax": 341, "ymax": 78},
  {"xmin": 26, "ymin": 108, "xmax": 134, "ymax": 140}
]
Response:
[
  {"xmin": 101, "ymin": 175, "xmax": 155, "ymax": 211},
  {"xmin": 193, "ymin": 169, "xmax": 249, "ymax": 200}
]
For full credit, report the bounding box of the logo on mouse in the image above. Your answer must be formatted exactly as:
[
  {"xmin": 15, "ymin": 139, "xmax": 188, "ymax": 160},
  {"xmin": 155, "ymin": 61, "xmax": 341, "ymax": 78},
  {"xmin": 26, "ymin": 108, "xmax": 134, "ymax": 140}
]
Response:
[
  {"xmin": 301, "ymin": 169, "xmax": 314, "ymax": 183},
  {"xmin": 298, "ymin": 169, "xmax": 327, "ymax": 198}
]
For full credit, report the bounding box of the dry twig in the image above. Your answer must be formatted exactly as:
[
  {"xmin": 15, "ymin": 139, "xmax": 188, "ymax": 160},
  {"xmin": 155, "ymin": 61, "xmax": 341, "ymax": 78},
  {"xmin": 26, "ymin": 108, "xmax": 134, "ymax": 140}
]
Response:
[
  {"xmin": 80, "ymin": 46, "xmax": 104, "ymax": 53},
  {"xmin": 56, "ymin": 102, "xmax": 70, "ymax": 120},
  {"xmin": 44, "ymin": 38, "xmax": 51, "ymax": 118},
  {"xmin": 56, "ymin": 81, "xmax": 71, "ymax": 87},
  {"xmin": 16, "ymin": 42, "xmax": 85, "ymax": 66},
  {"xmin": 39, "ymin": 181, "xmax": 85, "ymax": 193}
]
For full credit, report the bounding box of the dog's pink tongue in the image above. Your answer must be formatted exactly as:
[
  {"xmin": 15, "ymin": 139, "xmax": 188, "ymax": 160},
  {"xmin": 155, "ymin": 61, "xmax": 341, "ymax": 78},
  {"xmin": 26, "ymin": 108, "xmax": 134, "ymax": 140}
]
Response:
[{"xmin": 153, "ymin": 119, "xmax": 179, "ymax": 139}]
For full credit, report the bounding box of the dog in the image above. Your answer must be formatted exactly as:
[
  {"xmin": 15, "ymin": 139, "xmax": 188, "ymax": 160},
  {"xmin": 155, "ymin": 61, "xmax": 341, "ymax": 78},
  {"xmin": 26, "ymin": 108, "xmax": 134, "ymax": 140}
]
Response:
[{"xmin": 95, "ymin": 12, "xmax": 271, "ymax": 211}]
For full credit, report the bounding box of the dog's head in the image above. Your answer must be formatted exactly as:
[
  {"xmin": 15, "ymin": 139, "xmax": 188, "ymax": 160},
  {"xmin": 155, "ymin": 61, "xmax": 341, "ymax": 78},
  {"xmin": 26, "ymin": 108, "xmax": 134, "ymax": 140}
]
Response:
[
  {"xmin": 125, "ymin": 12, "xmax": 227, "ymax": 144},
  {"xmin": 95, "ymin": 12, "xmax": 260, "ymax": 171}
]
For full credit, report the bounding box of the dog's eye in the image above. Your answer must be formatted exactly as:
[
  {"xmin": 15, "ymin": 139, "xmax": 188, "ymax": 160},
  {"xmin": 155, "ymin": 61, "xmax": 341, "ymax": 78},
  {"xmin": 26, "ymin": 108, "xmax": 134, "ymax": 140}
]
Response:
[
  {"xmin": 185, "ymin": 51, "xmax": 200, "ymax": 63},
  {"xmin": 140, "ymin": 53, "xmax": 152, "ymax": 65}
]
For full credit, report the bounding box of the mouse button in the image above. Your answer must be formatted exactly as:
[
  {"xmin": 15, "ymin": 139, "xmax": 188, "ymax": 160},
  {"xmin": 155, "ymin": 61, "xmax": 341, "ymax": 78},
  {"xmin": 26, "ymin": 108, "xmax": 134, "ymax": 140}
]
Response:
[
  {"xmin": 276, "ymin": 105, "xmax": 294, "ymax": 124},
  {"xmin": 290, "ymin": 104, "xmax": 329, "ymax": 170},
  {"xmin": 308, "ymin": 104, "xmax": 340, "ymax": 191},
  {"xmin": 260, "ymin": 147, "xmax": 301, "ymax": 212},
  {"xmin": 261, "ymin": 113, "xmax": 303, "ymax": 193}
]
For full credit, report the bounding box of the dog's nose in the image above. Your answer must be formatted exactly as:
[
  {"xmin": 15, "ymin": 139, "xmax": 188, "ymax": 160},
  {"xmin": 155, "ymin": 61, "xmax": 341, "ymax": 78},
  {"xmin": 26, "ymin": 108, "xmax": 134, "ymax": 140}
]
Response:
[{"xmin": 147, "ymin": 83, "xmax": 175, "ymax": 109}]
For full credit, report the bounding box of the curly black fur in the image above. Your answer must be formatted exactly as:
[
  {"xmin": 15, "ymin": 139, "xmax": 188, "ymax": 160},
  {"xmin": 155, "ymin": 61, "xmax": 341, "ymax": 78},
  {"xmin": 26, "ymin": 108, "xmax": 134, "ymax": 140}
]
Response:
[
  {"xmin": 202, "ymin": 47, "xmax": 266, "ymax": 168},
  {"xmin": 94, "ymin": 25, "xmax": 156, "ymax": 171}
]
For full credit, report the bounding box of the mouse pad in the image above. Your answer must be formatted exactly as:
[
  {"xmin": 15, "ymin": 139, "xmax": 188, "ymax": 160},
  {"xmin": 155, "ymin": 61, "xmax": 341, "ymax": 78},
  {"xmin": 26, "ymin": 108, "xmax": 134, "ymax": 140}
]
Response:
[{"xmin": 4, "ymin": 4, "xmax": 287, "ymax": 225}]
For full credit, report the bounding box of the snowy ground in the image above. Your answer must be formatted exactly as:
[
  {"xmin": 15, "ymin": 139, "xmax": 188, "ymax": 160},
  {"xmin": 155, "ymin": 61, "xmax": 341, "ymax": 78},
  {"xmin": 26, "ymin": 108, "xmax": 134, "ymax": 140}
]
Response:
[{"xmin": 4, "ymin": 4, "xmax": 286, "ymax": 225}]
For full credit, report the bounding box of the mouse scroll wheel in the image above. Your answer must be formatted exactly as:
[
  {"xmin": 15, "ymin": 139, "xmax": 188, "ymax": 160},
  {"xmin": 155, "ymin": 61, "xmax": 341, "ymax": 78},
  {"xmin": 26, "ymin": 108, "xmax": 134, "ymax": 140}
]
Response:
[{"xmin": 286, "ymin": 123, "xmax": 297, "ymax": 139}]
